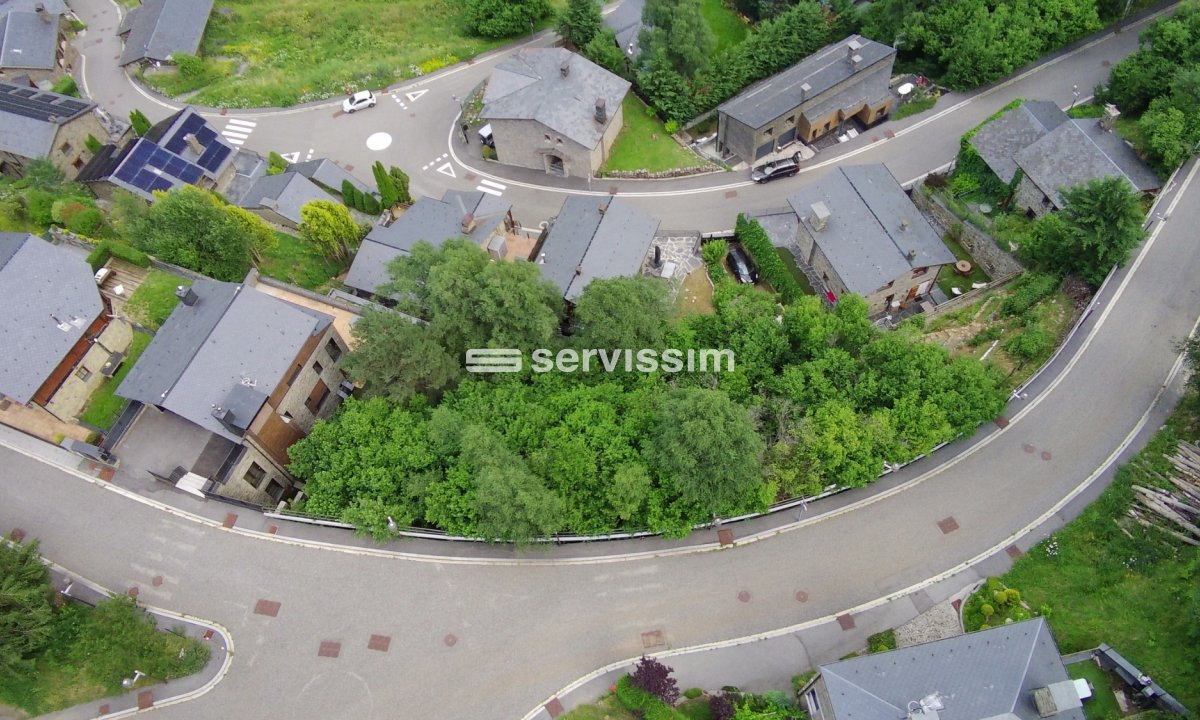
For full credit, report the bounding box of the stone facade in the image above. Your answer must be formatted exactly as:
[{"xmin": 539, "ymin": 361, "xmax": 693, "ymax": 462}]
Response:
[
  {"xmin": 44, "ymin": 319, "xmax": 133, "ymax": 421},
  {"xmin": 490, "ymin": 99, "xmax": 625, "ymax": 178},
  {"xmin": 1014, "ymin": 174, "xmax": 1056, "ymax": 217},
  {"xmin": 910, "ymin": 185, "xmax": 1025, "ymax": 278},
  {"xmin": 0, "ymin": 16, "xmax": 78, "ymax": 85},
  {"xmin": 0, "ymin": 108, "xmax": 110, "ymax": 179}
]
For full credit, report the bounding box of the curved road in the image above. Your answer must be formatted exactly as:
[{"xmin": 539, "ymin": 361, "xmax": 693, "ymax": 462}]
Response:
[{"xmin": 3, "ymin": 2, "xmax": 1191, "ymax": 718}]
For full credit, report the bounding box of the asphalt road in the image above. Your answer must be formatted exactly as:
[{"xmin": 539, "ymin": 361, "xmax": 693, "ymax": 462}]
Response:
[{"xmin": 11, "ymin": 2, "xmax": 1191, "ymax": 718}]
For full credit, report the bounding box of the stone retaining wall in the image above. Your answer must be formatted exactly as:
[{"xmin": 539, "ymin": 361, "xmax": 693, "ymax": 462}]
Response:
[{"xmin": 911, "ymin": 185, "xmax": 1024, "ymax": 278}]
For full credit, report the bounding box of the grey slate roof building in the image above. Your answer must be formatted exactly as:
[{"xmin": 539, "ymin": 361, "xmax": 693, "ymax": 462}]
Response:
[
  {"xmin": 804, "ymin": 618, "xmax": 1085, "ymax": 720},
  {"xmin": 288, "ymin": 158, "xmax": 370, "ymax": 195},
  {"xmin": 117, "ymin": 0, "xmax": 214, "ymax": 66},
  {"xmin": 1014, "ymin": 118, "xmax": 1162, "ymax": 209},
  {"xmin": 0, "ymin": 80, "xmax": 93, "ymax": 160},
  {"xmin": 344, "ymin": 190, "xmax": 513, "ymax": 296},
  {"xmin": 968, "ymin": 100, "xmax": 1069, "ymax": 183},
  {"xmin": 116, "ymin": 279, "xmax": 332, "ymax": 443},
  {"xmin": 603, "ymin": 0, "xmax": 644, "ymax": 58},
  {"xmin": 0, "ymin": 6, "xmax": 57, "ymax": 72},
  {"xmin": 537, "ymin": 196, "xmax": 660, "ymax": 301},
  {"xmin": 234, "ymin": 170, "xmax": 334, "ymax": 229},
  {"xmin": 717, "ymin": 35, "xmax": 896, "ymax": 162},
  {"xmin": 0, "ymin": 233, "xmax": 104, "ymax": 405},
  {"xmin": 785, "ymin": 164, "xmax": 954, "ymax": 298}
]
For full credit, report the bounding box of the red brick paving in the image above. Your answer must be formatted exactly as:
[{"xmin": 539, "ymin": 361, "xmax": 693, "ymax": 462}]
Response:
[
  {"xmin": 9, "ymin": 528, "xmax": 25, "ymax": 542},
  {"xmin": 737, "ymin": 590, "xmax": 751, "ymax": 603},
  {"xmin": 995, "ymin": 415, "xmax": 1010, "ymax": 429},
  {"xmin": 1023, "ymin": 443, "xmax": 1036, "ymax": 453},
  {"xmin": 1006, "ymin": 545, "xmax": 1023, "ymax": 558},
  {"xmin": 609, "ymin": 186, "xmax": 619, "ymax": 195},
  {"xmin": 99, "ymin": 467, "xmax": 115, "ymax": 482},
  {"xmin": 836, "ymin": 614, "xmax": 855, "ymax": 630},
  {"xmin": 1041, "ymin": 450, "xmax": 1052, "ymax": 461},
  {"xmin": 443, "ymin": 633, "xmax": 458, "ymax": 647},
  {"xmin": 951, "ymin": 598, "xmax": 962, "ymax": 611},
  {"xmin": 368, "ymin": 634, "xmax": 391, "ymax": 652},
  {"xmin": 718, "ymin": 529, "xmax": 734, "ymax": 546},
  {"xmin": 222, "ymin": 513, "xmax": 238, "ymax": 528},
  {"xmin": 267, "ymin": 525, "xmax": 279, "ymax": 535},
  {"xmin": 884, "ymin": 130, "xmax": 895, "ymax": 139},
  {"xmin": 318, "ymin": 641, "xmax": 341, "ymax": 658},
  {"xmin": 725, "ymin": 190, "xmax": 738, "ymax": 199},
  {"xmin": 545, "ymin": 698, "xmax": 566, "ymax": 717},
  {"xmin": 344, "ymin": 164, "xmax": 354, "ymax": 172},
  {"xmin": 938, "ymin": 516, "xmax": 960, "ymax": 534},
  {"xmin": 641, "ymin": 630, "xmax": 665, "ymax": 648},
  {"xmin": 127, "ymin": 586, "xmax": 139, "ymax": 598},
  {"xmin": 253, "ymin": 599, "xmax": 281, "ymax": 617},
  {"xmin": 203, "ymin": 629, "xmax": 215, "ymax": 640},
  {"xmin": 137, "ymin": 691, "xmax": 153, "ymax": 709},
  {"xmin": 152, "ymin": 575, "xmax": 163, "ymax": 587},
  {"xmin": 98, "ymin": 704, "xmax": 109, "ymax": 714},
  {"xmin": 465, "ymin": 173, "xmax": 477, "ymax": 182},
  {"xmin": 795, "ymin": 590, "xmax": 809, "ymax": 602}
]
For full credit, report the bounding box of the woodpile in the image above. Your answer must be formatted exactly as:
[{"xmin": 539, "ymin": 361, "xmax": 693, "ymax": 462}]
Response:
[{"xmin": 1128, "ymin": 441, "xmax": 1200, "ymax": 546}]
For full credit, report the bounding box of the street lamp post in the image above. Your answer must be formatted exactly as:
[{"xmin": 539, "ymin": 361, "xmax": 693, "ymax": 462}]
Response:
[
  {"xmin": 1070, "ymin": 84, "xmax": 1080, "ymax": 111},
  {"xmin": 122, "ymin": 670, "xmax": 145, "ymax": 690}
]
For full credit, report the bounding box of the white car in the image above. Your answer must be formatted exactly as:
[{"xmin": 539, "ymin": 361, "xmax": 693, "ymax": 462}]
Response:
[{"xmin": 342, "ymin": 90, "xmax": 377, "ymax": 114}]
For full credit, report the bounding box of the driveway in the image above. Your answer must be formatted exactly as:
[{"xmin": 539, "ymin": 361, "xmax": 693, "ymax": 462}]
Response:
[{"xmin": 113, "ymin": 405, "xmax": 236, "ymax": 484}]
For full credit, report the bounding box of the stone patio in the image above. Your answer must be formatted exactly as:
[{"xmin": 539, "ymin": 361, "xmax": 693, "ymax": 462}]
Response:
[{"xmin": 894, "ymin": 599, "xmax": 964, "ymax": 648}]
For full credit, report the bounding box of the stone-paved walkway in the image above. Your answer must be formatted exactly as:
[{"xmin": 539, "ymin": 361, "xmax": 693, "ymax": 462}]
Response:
[
  {"xmin": 644, "ymin": 236, "xmax": 702, "ymax": 279},
  {"xmin": 894, "ymin": 598, "xmax": 964, "ymax": 648}
]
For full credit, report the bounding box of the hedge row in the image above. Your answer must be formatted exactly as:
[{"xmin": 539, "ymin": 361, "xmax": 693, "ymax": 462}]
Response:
[
  {"xmin": 614, "ymin": 675, "xmax": 687, "ymax": 720},
  {"xmin": 87, "ymin": 240, "xmax": 151, "ymax": 272},
  {"xmin": 735, "ymin": 214, "xmax": 803, "ymax": 303}
]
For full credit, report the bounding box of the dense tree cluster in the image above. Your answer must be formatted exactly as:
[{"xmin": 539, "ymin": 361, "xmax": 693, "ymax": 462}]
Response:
[
  {"xmin": 461, "ymin": 0, "xmax": 551, "ymax": 38},
  {"xmin": 290, "ymin": 239, "xmax": 1008, "ymax": 541}
]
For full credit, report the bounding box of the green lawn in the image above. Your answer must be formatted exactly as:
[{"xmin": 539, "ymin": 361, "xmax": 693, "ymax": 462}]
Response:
[
  {"xmin": 602, "ymin": 95, "xmax": 710, "ymax": 174},
  {"xmin": 699, "ymin": 0, "xmax": 749, "ymax": 53},
  {"xmin": 181, "ymin": 1, "xmax": 561, "ymax": 107},
  {"xmin": 257, "ymin": 230, "xmax": 347, "ymax": 290},
  {"xmin": 141, "ymin": 58, "xmax": 239, "ymax": 97},
  {"xmin": 892, "ymin": 94, "xmax": 938, "ymax": 121},
  {"xmin": 78, "ymin": 331, "xmax": 152, "ymax": 430},
  {"xmin": 1067, "ymin": 662, "xmax": 1122, "ymax": 720},
  {"xmin": 935, "ymin": 225, "xmax": 991, "ymax": 300},
  {"xmin": 122, "ymin": 270, "xmax": 189, "ymax": 331}
]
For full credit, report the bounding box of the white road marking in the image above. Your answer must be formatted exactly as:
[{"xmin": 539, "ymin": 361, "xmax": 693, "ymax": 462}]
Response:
[
  {"xmin": 476, "ymin": 185, "xmax": 502, "ymax": 196},
  {"xmin": 406, "ymin": 89, "xmax": 428, "ymax": 102},
  {"xmin": 478, "ymin": 178, "xmax": 506, "ymax": 190},
  {"xmin": 437, "ymin": 162, "xmax": 456, "ymax": 178},
  {"xmin": 306, "ymin": 148, "xmax": 314, "ymax": 160},
  {"xmin": 280, "ymin": 152, "xmax": 300, "ymax": 163},
  {"xmin": 221, "ymin": 129, "xmax": 250, "ymax": 139},
  {"xmin": 225, "ymin": 118, "xmax": 257, "ymax": 128},
  {"xmin": 224, "ymin": 137, "xmax": 245, "ymax": 146},
  {"xmin": 366, "ymin": 132, "xmax": 392, "ymax": 151}
]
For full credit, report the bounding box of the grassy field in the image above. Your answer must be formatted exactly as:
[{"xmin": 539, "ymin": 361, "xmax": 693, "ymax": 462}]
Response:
[
  {"xmin": 122, "ymin": 270, "xmax": 189, "ymax": 331},
  {"xmin": 699, "ymin": 0, "xmax": 749, "ymax": 53},
  {"xmin": 675, "ymin": 266, "xmax": 716, "ymax": 316},
  {"xmin": 892, "ymin": 94, "xmax": 938, "ymax": 121},
  {"xmin": 181, "ymin": 0, "xmax": 560, "ymax": 107},
  {"xmin": 78, "ymin": 331, "xmax": 151, "ymax": 430},
  {"xmin": 257, "ymin": 230, "xmax": 347, "ymax": 290},
  {"xmin": 1067, "ymin": 661, "xmax": 1122, "ymax": 720},
  {"xmin": 601, "ymin": 96, "xmax": 711, "ymax": 174}
]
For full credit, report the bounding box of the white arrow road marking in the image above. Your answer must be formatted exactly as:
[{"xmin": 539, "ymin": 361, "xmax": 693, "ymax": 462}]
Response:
[
  {"xmin": 280, "ymin": 152, "xmax": 300, "ymax": 162},
  {"xmin": 437, "ymin": 162, "xmax": 456, "ymax": 178},
  {"xmin": 406, "ymin": 89, "xmax": 428, "ymax": 102}
]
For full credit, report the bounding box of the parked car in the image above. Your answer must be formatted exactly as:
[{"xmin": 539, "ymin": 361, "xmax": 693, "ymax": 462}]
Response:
[
  {"xmin": 727, "ymin": 245, "xmax": 757, "ymax": 284},
  {"xmin": 342, "ymin": 90, "xmax": 377, "ymax": 114},
  {"xmin": 750, "ymin": 152, "xmax": 802, "ymax": 184}
]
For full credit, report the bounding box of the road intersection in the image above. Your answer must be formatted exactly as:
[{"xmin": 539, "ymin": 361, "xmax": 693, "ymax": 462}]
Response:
[{"xmin": 7, "ymin": 2, "xmax": 1197, "ymax": 718}]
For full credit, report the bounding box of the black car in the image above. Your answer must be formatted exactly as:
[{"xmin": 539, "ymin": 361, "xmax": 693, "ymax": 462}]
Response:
[
  {"xmin": 727, "ymin": 245, "xmax": 757, "ymax": 284},
  {"xmin": 750, "ymin": 152, "xmax": 802, "ymax": 184}
]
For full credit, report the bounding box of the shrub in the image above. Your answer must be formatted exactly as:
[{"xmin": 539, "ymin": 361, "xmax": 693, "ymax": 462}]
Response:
[
  {"xmin": 701, "ymin": 238, "xmax": 728, "ymax": 266},
  {"xmin": 24, "ymin": 189, "xmax": 55, "ymax": 226},
  {"xmin": 684, "ymin": 688, "xmax": 703, "ymax": 699},
  {"xmin": 736, "ymin": 214, "xmax": 803, "ymax": 303},
  {"xmin": 1005, "ymin": 588, "xmax": 1020, "ymax": 604},
  {"xmin": 1001, "ymin": 273, "xmax": 1060, "ymax": 316},
  {"xmin": 616, "ymin": 675, "xmax": 654, "ymax": 711},
  {"xmin": 994, "ymin": 590, "xmax": 1008, "ymax": 605},
  {"xmin": 267, "ymin": 151, "xmax": 290, "ymax": 175},
  {"xmin": 66, "ymin": 208, "xmax": 104, "ymax": 236},
  {"xmin": 664, "ymin": 120, "xmax": 679, "ymax": 134},
  {"xmin": 709, "ymin": 693, "xmax": 736, "ymax": 720},
  {"xmin": 482, "ymin": 144, "xmax": 498, "ymax": 160},
  {"xmin": 631, "ymin": 655, "xmax": 681, "ymax": 705},
  {"xmin": 85, "ymin": 134, "xmax": 103, "ymax": 154},
  {"xmin": 51, "ymin": 75, "xmax": 79, "ymax": 97},
  {"xmin": 129, "ymin": 108, "xmax": 151, "ymax": 137},
  {"xmin": 171, "ymin": 53, "xmax": 207, "ymax": 80},
  {"xmin": 341, "ymin": 180, "xmax": 360, "ymax": 209},
  {"xmin": 87, "ymin": 240, "xmax": 151, "ymax": 271},
  {"xmin": 967, "ymin": 325, "xmax": 1002, "ymax": 347},
  {"xmin": 362, "ymin": 192, "xmax": 381, "ymax": 215},
  {"xmin": 52, "ymin": 200, "xmax": 89, "ymax": 225},
  {"xmin": 981, "ymin": 603, "xmax": 995, "ymax": 617}
]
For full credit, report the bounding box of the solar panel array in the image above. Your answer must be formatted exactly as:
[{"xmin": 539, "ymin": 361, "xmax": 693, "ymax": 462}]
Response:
[
  {"xmin": 161, "ymin": 111, "xmax": 231, "ymax": 173},
  {"xmin": 0, "ymin": 82, "xmax": 92, "ymax": 123},
  {"xmin": 114, "ymin": 138, "xmax": 207, "ymax": 197}
]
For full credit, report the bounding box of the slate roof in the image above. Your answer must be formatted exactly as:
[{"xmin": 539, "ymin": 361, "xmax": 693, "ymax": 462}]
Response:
[
  {"xmin": 116, "ymin": 279, "xmax": 332, "ymax": 443},
  {"xmin": 786, "ymin": 164, "xmax": 954, "ymax": 296},
  {"xmin": 818, "ymin": 618, "xmax": 1083, "ymax": 720},
  {"xmin": 117, "ymin": 0, "xmax": 214, "ymax": 66},
  {"xmin": 288, "ymin": 158, "xmax": 370, "ymax": 195},
  {"xmin": 482, "ymin": 48, "xmax": 630, "ymax": 150},
  {"xmin": 969, "ymin": 101, "xmax": 1069, "ymax": 183},
  {"xmin": 0, "ymin": 0, "xmax": 67, "ymax": 14},
  {"xmin": 0, "ymin": 233, "xmax": 104, "ymax": 405},
  {"xmin": 1015, "ymin": 118, "xmax": 1162, "ymax": 209},
  {"xmin": 538, "ymin": 196, "xmax": 659, "ymax": 301},
  {"xmin": 719, "ymin": 35, "xmax": 896, "ymax": 130},
  {"xmin": 0, "ymin": 10, "xmax": 57, "ymax": 70},
  {"xmin": 344, "ymin": 190, "xmax": 512, "ymax": 295},
  {"xmin": 0, "ymin": 80, "xmax": 94, "ymax": 159},
  {"xmin": 604, "ymin": 0, "xmax": 644, "ymax": 58},
  {"xmin": 235, "ymin": 171, "xmax": 332, "ymax": 226}
]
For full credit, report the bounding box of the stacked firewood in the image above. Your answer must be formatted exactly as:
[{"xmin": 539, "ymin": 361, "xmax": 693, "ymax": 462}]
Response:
[{"xmin": 1126, "ymin": 441, "xmax": 1200, "ymax": 547}]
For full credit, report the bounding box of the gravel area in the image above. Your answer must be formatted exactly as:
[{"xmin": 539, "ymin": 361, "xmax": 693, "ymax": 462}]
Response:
[{"xmin": 894, "ymin": 600, "xmax": 963, "ymax": 648}]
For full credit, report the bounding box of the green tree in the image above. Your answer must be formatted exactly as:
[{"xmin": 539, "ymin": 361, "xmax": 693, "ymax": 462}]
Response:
[
  {"xmin": 608, "ymin": 462, "xmax": 653, "ymax": 522},
  {"xmin": 560, "ymin": 0, "xmax": 603, "ymax": 48},
  {"xmin": 463, "ymin": 0, "xmax": 551, "ymax": 37},
  {"xmin": 388, "ymin": 166, "xmax": 412, "ymax": 204},
  {"xmin": 639, "ymin": 0, "xmax": 715, "ymax": 77},
  {"xmin": 342, "ymin": 309, "xmax": 461, "ymax": 403},
  {"xmin": 1056, "ymin": 176, "xmax": 1148, "ymax": 287},
  {"xmin": 228, "ymin": 205, "xmax": 277, "ymax": 264},
  {"xmin": 125, "ymin": 185, "xmax": 252, "ymax": 281},
  {"xmin": 460, "ymin": 424, "xmax": 563, "ymax": 541},
  {"xmin": 267, "ymin": 151, "xmax": 290, "ymax": 175},
  {"xmin": 572, "ymin": 276, "xmax": 672, "ymax": 350},
  {"xmin": 129, "ymin": 108, "xmax": 151, "ymax": 137},
  {"xmin": 646, "ymin": 388, "xmax": 764, "ymax": 515},
  {"xmin": 340, "ymin": 179, "xmax": 360, "ymax": 210},
  {"xmin": 583, "ymin": 28, "xmax": 631, "ymax": 78},
  {"xmin": 0, "ymin": 540, "xmax": 53, "ymax": 673},
  {"xmin": 372, "ymin": 161, "xmax": 398, "ymax": 208},
  {"xmin": 299, "ymin": 199, "xmax": 360, "ymax": 261}
]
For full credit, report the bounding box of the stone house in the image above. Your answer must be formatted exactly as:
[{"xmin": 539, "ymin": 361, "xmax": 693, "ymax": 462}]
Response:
[
  {"xmin": 345, "ymin": 189, "xmax": 517, "ymax": 298},
  {"xmin": 969, "ymin": 100, "xmax": 1160, "ymax": 217},
  {"xmin": 535, "ymin": 196, "xmax": 659, "ymax": 302},
  {"xmin": 799, "ymin": 618, "xmax": 1086, "ymax": 720},
  {"xmin": 481, "ymin": 48, "xmax": 630, "ymax": 178},
  {"xmin": 116, "ymin": 0, "xmax": 213, "ymax": 67},
  {"xmin": 0, "ymin": 233, "xmax": 132, "ymax": 425},
  {"xmin": 233, "ymin": 169, "xmax": 335, "ymax": 230},
  {"xmin": 0, "ymin": 0, "xmax": 78, "ymax": 85},
  {"xmin": 77, "ymin": 107, "xmax": 237, "ymax": 201},
  {"xmin": 115, "ymin": 278, "xmax": 349, "ymax": 505},
  {"xmin": 717, "ymin": 35, "xmax": 896, "ymax": 163},
  {"xmin": 0, "ymin": 80, "xmax": 113, "ymax": 178},
  {"xmin": 750, "ymin": 164, "xmax": 955, "ymax": 315}
]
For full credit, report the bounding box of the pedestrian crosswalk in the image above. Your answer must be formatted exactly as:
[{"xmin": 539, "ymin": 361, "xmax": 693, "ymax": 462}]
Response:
[
  {"xmin": 476, "ymin": 178, "xmax": 506, "ymax": 197},
  {"xmin": 221, "ymin": 118, "xmax": 257, "ymax": 146}
]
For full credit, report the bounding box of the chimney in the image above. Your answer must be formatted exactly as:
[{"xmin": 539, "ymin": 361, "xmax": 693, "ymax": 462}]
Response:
[
  {"xmin": 210, "ymin": 406, "xmax": 240, "ymax": 435},
  {"xmin": 184, "ymin": 132, "xmax": 204, "ymax": 155},
  {"xmin": 598, "ymin": 202, "xmax": 608, "ymax": 215},
  {"xmin": 847, "ymin": 38, "xmax": 863, "ymax": 57},
  {"xmin": 899, "ymin": 217, "xmax": 909, "ymax": 231},
  {"xmin": 907, "ymin": 248, "xmax": 917, "ymax": 261},
  {"xmin": 594, "ymin": 98, "xmax": 607, "ymax": 124},
  {"xmin": 461, "ymin": 212, "xmax": 477, "ymax": 235},
  {"xmin": 175, "ymin": 285, "xmax": 198, "ymax": 306},
  {"xmin": 35, "ymin": 2, "xmax": 52, "ymax": 22},
  {"xmin": 809, "ymin": 201, "xmax": 830, "ymax": 232},
  {"xmin": 560, "ymin": 59, "xmax": 570, "ymax": 77},
  {"xmin": 850, "ymin": 54, "xmax": 863, "ymax": 72},
  {"xmin": 1101, "ymin": 103, "xmax": 1120, "ymax": 131},
  {"xmin": 653, "ymin": 245, "xmax": 662, "ymax": 267},
  {"xmin": 47, "ymin": 114, "xmax": 58, "ymax": 124},
  {"xmin": 799, "ymin": 82, "xmax": 812, "ymax": 102}
]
